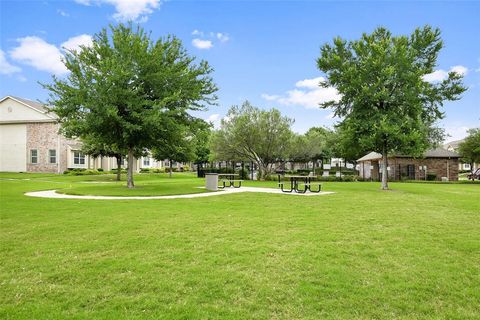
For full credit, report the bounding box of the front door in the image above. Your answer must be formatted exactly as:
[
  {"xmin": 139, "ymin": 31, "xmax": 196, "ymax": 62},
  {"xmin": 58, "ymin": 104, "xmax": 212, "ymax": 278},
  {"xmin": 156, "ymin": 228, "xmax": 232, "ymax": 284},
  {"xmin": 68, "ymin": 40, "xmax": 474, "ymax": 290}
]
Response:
[{"xmin": 407, "ymin": 164, "xmax": 415, "ymax": 180}]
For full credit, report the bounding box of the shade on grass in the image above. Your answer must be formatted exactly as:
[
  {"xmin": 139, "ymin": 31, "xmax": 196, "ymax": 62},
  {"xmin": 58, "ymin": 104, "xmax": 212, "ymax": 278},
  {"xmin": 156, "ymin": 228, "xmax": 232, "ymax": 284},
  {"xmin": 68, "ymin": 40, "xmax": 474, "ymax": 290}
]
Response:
[{"xmin": 0, "ymin": 173, "xmax": 479, "ymax": 319}]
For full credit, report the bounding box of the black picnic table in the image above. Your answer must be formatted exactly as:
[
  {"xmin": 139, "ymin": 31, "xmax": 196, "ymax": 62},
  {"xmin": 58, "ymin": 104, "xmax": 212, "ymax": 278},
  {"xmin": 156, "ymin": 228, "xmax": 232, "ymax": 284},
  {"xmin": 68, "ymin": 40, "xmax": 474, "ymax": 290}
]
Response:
[
  {"xmin": 277, "ymin": 175, "xmax": 321, "ymax": 193},
  {"xmin": 218, "ymin": 173, "xmax": 242, "ymax": 188}
]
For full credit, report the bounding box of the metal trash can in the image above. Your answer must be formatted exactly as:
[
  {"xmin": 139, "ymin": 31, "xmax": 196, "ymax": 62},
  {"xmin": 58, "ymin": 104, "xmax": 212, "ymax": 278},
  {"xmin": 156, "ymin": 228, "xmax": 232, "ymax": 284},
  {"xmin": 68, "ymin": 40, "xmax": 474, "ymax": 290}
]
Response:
[{"xmin": 205, "ymin": 173, "xmax": 219, "ymax": 191}]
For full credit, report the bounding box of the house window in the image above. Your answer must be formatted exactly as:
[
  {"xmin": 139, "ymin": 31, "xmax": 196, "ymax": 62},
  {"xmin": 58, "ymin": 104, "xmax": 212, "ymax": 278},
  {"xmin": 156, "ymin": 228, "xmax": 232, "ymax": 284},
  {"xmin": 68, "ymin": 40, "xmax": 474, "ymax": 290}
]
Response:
[
  {"xmin": 143, "ymin": 157, "xmax": 150, "ymax": 166},
  {"xmin": 49, "ymin": 149, "xmax": 57, "ymax": 164},
  {"xmin": 73, "ymin": 151, "xmax": 85, "ymax": 165},
  {"xmin": 30, "ymin": 149, "xmax": 38, "ymax": 164}
]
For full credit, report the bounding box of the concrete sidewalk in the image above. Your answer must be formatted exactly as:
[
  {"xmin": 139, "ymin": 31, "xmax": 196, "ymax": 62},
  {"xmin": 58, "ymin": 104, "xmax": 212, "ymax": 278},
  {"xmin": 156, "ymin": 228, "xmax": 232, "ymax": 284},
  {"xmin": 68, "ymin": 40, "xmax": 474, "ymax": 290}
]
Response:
[{"xmin": 25, "ymin": 187, "xmax": 335, "ymax": 200}]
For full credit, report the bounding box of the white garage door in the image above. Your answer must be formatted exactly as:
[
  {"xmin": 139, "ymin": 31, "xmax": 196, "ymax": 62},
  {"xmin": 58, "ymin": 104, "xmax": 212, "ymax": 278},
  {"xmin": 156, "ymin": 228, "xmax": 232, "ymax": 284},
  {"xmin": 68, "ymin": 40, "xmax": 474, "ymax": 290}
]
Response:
[{"xmin": 0, "ymin": 124, "xmax": 27, "ymax": 172}]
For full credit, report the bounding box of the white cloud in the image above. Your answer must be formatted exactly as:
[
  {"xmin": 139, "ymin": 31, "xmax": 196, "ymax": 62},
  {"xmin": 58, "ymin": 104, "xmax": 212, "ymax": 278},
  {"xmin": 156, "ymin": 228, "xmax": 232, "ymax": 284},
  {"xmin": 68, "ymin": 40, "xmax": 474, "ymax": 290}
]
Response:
[
  {"xmin": 9, "ymin": 34, "xmax": 93, "ymax": 75},
  {"xmin": 295, "ymin": 77, "xmax": 324, "ymax": 89},
  {"xmin": 450, "ymin": 65, "xmax": 468, "ymax": 76},
  {"xmin": 75, "ymin": 0, "xmax": 162, "ymax": 22},
  {"xmin": 422, "ymin": 70, "xmax": 448, "ymax": 82},
  {"xmin": 206, "ymin": 113, "xmax": 222, "ymax": 128},
  {"xmin": 207, "ymin": 114, "xmax": 220, "ymax": 122},
  {"xmin": 262, "ymin": 77, "xmax": 341, "ymax": 109},
  {"xmin": 57, "ymin": 9, "xmax": 70, "ymax": 17},
  {"xmin": 61, "ymin": 34, "xmax": 93, "ymax": 52},
  {"xmin": 260, "ymin": 94, "xmax": 280, "ymax": 101},
  {"xmin": 423, "ymin": 65, "xmax": 469, "ymax": 82},
  {"xmin": 192, "ymin": 38, "xmax": 213, "ymax": 50},
  {"xmin": 10, "ymin": 36, "xmax": 68, "ymax": 75},
  {"xmin": 191, "ymin": 30, "xmax": 229, "ymax": 47},
  {"xmin": 0, "ymin": 49, "xmax": 21, "ymax": 75},
  {"xmin": 216, "ymin": 33, "xmax": 229, "ymax": 42},
  {"xmin": 475, "ymin": 68, "xmax": 480, "ymax": 73}
]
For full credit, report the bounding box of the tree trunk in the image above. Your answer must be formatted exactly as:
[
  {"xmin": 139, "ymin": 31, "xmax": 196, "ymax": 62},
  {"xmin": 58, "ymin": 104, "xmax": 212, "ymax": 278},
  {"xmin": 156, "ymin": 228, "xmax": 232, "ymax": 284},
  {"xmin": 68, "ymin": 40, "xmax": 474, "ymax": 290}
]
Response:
[
  {"xmin": 116, "ymin": 155, "xmax": 122, "ymax": 181},
  {"xmin": 381, "ymin": 145, "xmax": 388, "ymax": 190},
  {"xmin": 169, "ymin": 160, "xmax": 173, "ymax": 178},
  {"xmin": 127, "ymin": 149, "xmax": 134, "ymax": 189}
]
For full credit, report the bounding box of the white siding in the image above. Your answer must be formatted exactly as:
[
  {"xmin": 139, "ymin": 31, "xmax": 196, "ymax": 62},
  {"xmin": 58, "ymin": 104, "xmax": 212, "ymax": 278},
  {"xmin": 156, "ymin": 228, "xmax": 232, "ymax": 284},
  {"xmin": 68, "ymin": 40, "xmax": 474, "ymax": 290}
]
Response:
[
  {"xmin": 0, "ymin": 124, "xmax": 27, "ymax": 172},
  {"xmin": 0, "ymin": 98, "xmax": 52, "ymax": 122}
]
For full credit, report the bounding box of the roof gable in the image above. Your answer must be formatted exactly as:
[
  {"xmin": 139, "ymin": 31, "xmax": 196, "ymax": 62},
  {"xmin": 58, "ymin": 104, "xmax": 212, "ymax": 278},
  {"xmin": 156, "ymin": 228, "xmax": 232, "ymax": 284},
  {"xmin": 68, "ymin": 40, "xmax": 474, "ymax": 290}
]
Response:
[{"xmin": 0, "ymin": 96, "xmax": 55, "ymax": 123}]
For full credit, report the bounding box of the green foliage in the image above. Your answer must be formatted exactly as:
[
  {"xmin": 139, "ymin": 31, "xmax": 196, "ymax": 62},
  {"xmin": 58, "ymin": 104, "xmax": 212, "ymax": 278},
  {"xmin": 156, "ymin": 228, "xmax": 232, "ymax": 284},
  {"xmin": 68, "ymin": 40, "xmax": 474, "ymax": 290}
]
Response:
[
  {"xmin": 43, "ymin": 23, "xmax": 217, "ymax": 188},
  {"xmin": 63, "ymin": 169, "xmax": 107, "ymax": 176},
  {"xmin": 458, "ymin": 128, "xmax": 480, "ymax": 170},
  {"xmin": 140, "ymin": 168, "xmax": 167, "ymax": 173},
  {"xmin": 210, "ymin": 101, "xmax": 294, "ymax": 179},
  {"xmin": 317, "ymin": 26, "xmax": 467, "ymax": 189}
]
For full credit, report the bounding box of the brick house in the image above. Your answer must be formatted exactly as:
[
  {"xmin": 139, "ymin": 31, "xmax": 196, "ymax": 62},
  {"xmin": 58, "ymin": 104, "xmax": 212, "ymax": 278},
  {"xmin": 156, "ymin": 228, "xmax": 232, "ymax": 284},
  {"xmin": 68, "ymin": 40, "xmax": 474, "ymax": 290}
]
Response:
[
  {"xmin": 357, "ymin": 148, "xmax": 461, "ymax": 181},
  {"xmin": 0, "ymin": 96, "xmax": 167, "ymax": 173}
]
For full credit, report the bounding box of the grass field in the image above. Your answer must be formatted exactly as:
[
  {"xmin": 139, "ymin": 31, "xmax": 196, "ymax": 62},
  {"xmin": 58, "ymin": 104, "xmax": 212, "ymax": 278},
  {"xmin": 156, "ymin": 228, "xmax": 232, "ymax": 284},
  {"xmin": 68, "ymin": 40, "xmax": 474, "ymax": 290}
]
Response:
[{"xmin": 1, "ymin": 172, "xmax": 479, "ymax": 319}]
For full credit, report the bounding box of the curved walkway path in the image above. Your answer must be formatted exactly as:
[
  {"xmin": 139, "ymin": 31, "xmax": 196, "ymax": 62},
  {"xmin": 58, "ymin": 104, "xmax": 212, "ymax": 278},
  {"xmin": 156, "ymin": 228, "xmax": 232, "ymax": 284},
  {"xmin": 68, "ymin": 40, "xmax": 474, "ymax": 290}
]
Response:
[{"xmin": 25, "ymin": 187, "xmax": 335, "ymax": 200}]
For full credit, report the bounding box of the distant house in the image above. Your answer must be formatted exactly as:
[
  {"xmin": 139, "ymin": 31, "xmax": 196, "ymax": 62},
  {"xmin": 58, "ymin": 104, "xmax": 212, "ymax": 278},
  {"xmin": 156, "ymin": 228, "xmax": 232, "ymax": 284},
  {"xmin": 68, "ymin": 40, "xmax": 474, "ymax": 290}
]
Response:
[
  {"xmin": 0, "ymin": 96, "xmax": 167, "ymax": 173},
  {"xmin": 357, "ymin": 148, "xmax": 460, "ymax": 181},
  {"xmin": 444, "ymin": 139, "xmax": 478, "ymax": 172}
]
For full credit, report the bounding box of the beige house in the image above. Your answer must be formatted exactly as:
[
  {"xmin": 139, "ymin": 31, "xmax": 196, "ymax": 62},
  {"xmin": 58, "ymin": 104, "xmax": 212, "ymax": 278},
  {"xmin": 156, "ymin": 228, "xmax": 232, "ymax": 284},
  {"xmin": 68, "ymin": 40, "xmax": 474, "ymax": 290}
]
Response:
[
  {"xmin": 357, "ymin": 148, "xmax": 460, "ymax": 181},
  {"xmin": 444, "ymin": 139, "xmax": 478, "ymax": 171},
  {"xmin": 0, "ymin": 96, "xmax": 165, "ymax": 173}
]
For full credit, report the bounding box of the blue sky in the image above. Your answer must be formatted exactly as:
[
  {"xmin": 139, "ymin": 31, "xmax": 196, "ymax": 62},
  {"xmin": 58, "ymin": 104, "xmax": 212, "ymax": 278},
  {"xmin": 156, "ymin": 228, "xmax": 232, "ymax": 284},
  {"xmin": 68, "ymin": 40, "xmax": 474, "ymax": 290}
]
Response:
[{"xmin": 1, "ymin": 0, "xmax": 479, "ymax": 142}]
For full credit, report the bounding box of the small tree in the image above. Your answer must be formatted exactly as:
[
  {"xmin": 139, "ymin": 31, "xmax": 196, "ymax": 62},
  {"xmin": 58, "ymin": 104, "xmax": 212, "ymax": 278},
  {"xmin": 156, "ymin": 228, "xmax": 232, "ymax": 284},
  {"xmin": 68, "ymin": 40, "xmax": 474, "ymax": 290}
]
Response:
[
  {"xmin": 210, "ymin": 101, "xmax": 293, "ymax": 180},
  {"xmin": 317, "ymin": 26, "xmax": 466, "ymax": 189},
  {"xmin": 43, "ymin": 23, "xmax": 217, "ymax": 188},
  {"xmin": 458, "ymin": 128, "xmax": 480, "ymax": 174},
  {"xmin": 151, "ymin": 123, "xmax": 195, "ymax": 178}
]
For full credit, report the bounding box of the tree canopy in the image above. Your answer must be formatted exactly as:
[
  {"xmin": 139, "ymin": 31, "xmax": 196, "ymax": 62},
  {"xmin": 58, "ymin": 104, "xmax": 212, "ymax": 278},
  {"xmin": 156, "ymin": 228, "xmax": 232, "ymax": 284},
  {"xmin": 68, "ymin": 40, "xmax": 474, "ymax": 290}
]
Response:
[
  {"xmin": 458, "ymin": 128, "xmax": 480, "ymax": 172},
  {"xmin": 43, "ymin": 23, "xmax": 218, "ymax": 188},
  {"xmin": 317, "ymin": 25, "xmax": 466, "ymax": 189},
  {"xmin": 210, "ymin": 101, "xmax": 293, "ymax": 179}
]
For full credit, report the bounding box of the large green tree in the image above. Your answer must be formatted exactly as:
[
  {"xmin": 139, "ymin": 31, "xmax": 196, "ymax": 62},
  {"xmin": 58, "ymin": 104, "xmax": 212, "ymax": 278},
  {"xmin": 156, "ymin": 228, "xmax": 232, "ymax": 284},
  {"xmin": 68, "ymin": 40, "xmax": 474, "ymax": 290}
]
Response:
[
  {"xmin": 210, "ymin": 101, "xmax": 293, "ymax": 180},
  {"xmin": 317, "ymin": 26, "xmax": 466, "ymax": 189},
  {"xmin": 43, "ymin": 23, "xmax": 217, "ymax": 188},
  {"xmin": 458, "ymin": 128, "xmax": 480, "ymax": 175}
]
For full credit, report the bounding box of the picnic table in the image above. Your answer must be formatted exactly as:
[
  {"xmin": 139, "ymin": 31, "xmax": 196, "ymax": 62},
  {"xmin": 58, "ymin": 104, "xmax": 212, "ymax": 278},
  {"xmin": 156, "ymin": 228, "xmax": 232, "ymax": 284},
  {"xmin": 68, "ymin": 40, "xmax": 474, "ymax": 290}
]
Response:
[
  {"xmin": 277, "ymin": 174, "xmax": 321, "ymax": 193},
  {"xmin": 218, "ymin": 173, "xmax": 243, "ymax": 188}
]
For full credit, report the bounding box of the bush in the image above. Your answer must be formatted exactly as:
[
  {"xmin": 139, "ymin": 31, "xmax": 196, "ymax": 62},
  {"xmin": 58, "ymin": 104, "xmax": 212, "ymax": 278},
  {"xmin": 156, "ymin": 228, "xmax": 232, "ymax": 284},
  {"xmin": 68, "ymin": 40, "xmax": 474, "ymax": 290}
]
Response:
[
  {"xmin": 237, "ymin": 168, "xmax": 250, "ymax": 180},
  {"xmin": 63, "ymin": 168, "xmax": 105, "ymax": 176},
  {"xmin": 182, "ymin": 165, "xmax": 191, "ymax": 172},
  {"xmin": 315, "ymin": 175, "xmax": 357, "ymax": 182},
  {"xmin": 295, "ymin": 169, "xmax": 311, "ymax": 176},
  {"xmin": 97, "ymin": 168, "xmax": 104, "ymax": 172},
  {"xmin": 427, "ymin": 173, "xmax": 437, "ymax": 181},
  {"xmin": 109, "ymin": 168, "xmax": 127, "ymax": 174},
  {"xmin": 140, "ymin": 168, "xmax": 166, "ymax": 173}
]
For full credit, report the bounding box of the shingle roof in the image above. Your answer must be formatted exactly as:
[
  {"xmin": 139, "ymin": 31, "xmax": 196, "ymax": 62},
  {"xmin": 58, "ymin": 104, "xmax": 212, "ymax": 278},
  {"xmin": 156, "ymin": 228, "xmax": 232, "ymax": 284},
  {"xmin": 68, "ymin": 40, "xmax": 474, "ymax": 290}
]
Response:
[
  {"xmin": 357, "ymin": 151, "xmax": 383, "ymax": 162},
  {"xmin": 10, "ymin": 96, "xmax": 49, "ymax": 113},
  {"xmin": 423, "ymin": 147, "xmax": 460, "ymax": 158},
  {"xmin": 357, "ymin": 147, "xmax": 460, "ymax": 161}
]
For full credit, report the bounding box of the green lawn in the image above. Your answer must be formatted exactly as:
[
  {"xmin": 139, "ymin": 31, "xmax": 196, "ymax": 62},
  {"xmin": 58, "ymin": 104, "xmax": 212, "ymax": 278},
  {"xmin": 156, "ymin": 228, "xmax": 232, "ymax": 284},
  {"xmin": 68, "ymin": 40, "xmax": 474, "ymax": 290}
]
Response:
[{"xmin": 1, "ymin": 173, "xmax": 479, "ymax": 319}]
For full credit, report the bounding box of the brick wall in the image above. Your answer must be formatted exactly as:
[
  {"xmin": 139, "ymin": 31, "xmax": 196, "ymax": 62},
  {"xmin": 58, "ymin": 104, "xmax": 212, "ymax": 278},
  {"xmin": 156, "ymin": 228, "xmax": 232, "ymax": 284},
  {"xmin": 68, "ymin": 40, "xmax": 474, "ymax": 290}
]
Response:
[
  {"xmin": 385, "ymin": 157, "xmax": 459, "ymax": 181},
  {"xmin": 26, "ymin": 122, "xmax": 70, "ymax": 173}
]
